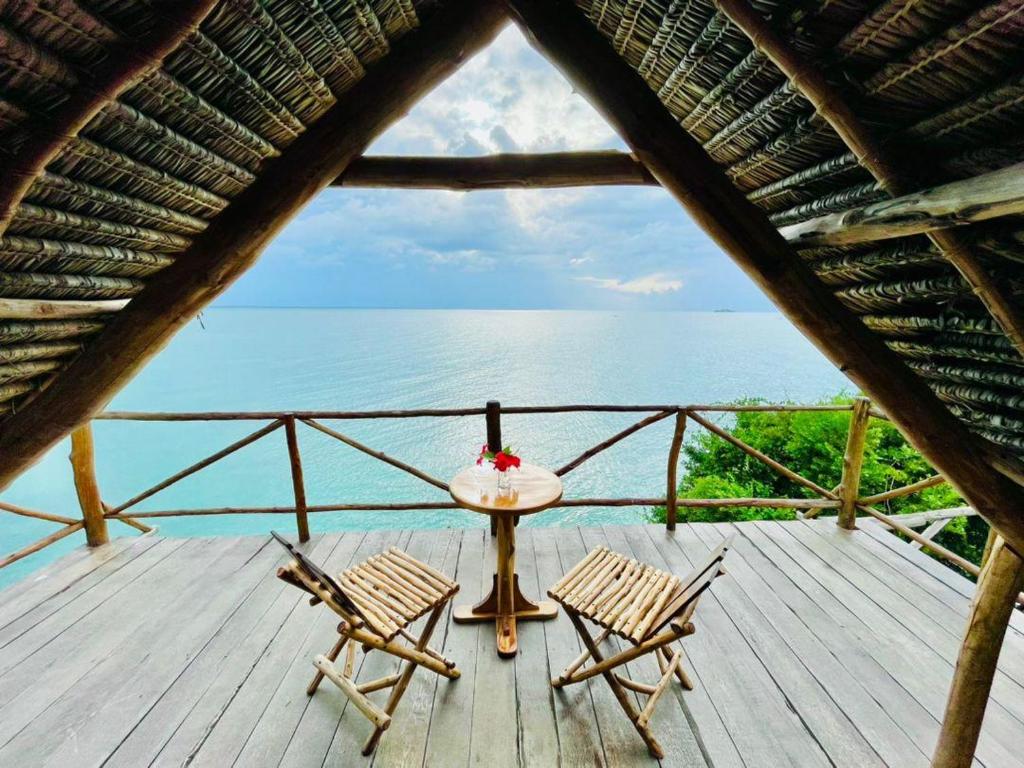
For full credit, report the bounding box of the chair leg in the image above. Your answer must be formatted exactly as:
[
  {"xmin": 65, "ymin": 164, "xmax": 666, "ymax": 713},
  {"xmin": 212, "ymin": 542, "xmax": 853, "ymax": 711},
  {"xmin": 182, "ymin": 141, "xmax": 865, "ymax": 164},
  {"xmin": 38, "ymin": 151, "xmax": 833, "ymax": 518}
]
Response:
[
  {"xmin": 566, "ymin": 611, "xmax": 665, "ymax": 759},
  {"xmin": 307, "ymin": 632, "xmax": 349, "ymax": 696},
  {"xmin": 638, "ymin": 648, "xmax": 682, "ymax": 728},
  {"xmin": 313, "ymin": 654, "xmax": 391, "ymax": 732},
  {"xmin": 658, "ymin": 643, "xmax": 693, "ymax": 690},
  {"xmin": 554, "ymin": 626, "xmax": 611, "ymax": 687},
  {"xmin": 362, "ymin": 601, "xmax": 450, "ymax": 755}
]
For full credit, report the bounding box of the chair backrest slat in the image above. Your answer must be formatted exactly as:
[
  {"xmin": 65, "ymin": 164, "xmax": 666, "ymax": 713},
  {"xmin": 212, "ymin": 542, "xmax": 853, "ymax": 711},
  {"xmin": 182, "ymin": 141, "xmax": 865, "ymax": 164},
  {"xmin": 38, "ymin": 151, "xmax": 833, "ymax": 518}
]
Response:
[
  {"xmin": 643, "ymin": 536, "xmax": 732, "ymax": 639},
  {"xmin": 271, "ymin": 531, "xmax": 360, "ymax": 615}
]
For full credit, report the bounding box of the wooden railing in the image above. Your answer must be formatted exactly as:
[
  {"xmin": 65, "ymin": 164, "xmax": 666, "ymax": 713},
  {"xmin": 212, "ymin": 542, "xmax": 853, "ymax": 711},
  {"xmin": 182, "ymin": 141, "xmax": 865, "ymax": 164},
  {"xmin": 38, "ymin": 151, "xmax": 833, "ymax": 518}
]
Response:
[{"xmin": 0, "ymin": 398, "xmax": 976, "ymax": 576}]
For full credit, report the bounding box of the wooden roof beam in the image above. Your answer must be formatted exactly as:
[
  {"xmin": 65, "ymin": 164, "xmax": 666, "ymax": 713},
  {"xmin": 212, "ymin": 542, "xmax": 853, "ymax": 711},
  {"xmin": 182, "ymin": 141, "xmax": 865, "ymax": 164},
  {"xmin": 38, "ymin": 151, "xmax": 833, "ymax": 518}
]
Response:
[
  {"xmin": 504, "ymin": 0, "xmax": 1024, "ymax": 555},
  {"xmin": 714, "ymin": 0, "xmax": 1024, "ymax": 363},
  {"xmin": 334, "ymin": 151, "xmax": 657, "ymax": 190},
  {"xmin": 0, "ymin": 0, "xmax": 220, "ymax": 239},
  {"xmin": 0, "ymin": 0, "xmax": 510, "ymax": 490},
  {"xmin": 780, "ymin": 160, "xmax": 1024, "ymax": 247},
  {"xmin": 0, "ymin": 298, "xmax": 129, "ymax": 320}
]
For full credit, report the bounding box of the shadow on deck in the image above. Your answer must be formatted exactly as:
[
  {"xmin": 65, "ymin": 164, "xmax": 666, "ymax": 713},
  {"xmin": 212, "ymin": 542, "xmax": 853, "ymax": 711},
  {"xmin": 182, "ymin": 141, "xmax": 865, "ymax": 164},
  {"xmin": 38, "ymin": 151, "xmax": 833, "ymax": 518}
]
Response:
[{"xmin": 1, "ymin": 520, "xmax": 1022, "ymax": 767}]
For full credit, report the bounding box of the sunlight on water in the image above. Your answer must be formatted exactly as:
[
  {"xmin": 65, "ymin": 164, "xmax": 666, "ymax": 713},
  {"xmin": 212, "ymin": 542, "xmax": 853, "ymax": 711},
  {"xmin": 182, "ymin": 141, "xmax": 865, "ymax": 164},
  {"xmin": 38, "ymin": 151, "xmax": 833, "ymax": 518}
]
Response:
[{"xmin": 0, "ymin": 309, "xmax": 853, "ymax": 587}]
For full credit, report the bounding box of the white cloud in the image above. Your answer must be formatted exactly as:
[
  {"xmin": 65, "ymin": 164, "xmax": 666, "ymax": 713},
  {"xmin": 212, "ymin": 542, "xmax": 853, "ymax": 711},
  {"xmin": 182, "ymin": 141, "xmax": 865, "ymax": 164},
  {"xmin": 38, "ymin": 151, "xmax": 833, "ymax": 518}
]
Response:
[
  {"xmin": 569, "ymin": 257, "xmax": 591, "ymax": 267},
  {"xmin": 371, "ymin": 26, "xmax": 620, "ymax": 156},
  {"xmin": 577, "ymin": 273, "xmax": 684, "ymax": 295},
  {"xmin": 505, "ymin": 188, "xmax": 586, "ymax": 234}
]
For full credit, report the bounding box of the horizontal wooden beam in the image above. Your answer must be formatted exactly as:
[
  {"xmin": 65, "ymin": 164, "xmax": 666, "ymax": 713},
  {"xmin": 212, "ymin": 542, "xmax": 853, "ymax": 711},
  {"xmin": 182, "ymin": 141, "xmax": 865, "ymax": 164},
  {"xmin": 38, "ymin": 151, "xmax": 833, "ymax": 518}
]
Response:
[
  {"xmin": 93, "ymin": 403, "xmax": 854, "ymax": 421},
  {"xmin": 0, "ymin": 298, "xmax": 129, "ymax": 319},
  {"xmin": 104, "ymin": 496, "xmax": 837, "ymax": 519},
  {"xmin": 334, "ymin": 151, "xmax": 656, "ymax": 190},
  {"xmin": 779, "ymin": 161, "xmax": 1024, "ymax": 247}
]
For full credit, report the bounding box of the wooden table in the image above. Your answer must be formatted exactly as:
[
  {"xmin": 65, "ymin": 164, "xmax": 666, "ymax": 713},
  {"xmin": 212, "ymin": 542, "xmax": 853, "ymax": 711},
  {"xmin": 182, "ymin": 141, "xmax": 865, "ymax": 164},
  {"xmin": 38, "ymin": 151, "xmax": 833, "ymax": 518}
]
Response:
[{"xmin": 450, "ymin": 462, "xmax": 561, "ymax": 657}]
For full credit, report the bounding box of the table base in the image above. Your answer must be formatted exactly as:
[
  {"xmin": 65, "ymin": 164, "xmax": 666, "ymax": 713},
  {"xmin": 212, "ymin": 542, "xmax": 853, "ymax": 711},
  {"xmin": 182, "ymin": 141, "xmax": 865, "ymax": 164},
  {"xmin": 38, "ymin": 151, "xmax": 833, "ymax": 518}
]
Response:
[{"xmin": 453, "ymin": 573, "xmax": 558, "ymax": 657}]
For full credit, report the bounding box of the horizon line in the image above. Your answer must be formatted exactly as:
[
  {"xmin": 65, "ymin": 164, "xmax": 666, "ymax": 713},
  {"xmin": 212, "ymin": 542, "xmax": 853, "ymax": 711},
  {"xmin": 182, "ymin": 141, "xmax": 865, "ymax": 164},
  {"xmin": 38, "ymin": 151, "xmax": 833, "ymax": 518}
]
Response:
[{"xmin": 208, "ymin": 305, "xmax": 781, "ymax": 312}]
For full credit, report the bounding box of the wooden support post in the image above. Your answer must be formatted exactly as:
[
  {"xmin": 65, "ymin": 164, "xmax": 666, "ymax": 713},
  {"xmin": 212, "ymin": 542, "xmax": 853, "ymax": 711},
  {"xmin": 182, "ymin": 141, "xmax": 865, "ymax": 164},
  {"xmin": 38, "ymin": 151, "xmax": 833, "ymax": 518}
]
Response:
[
  {"xmin": 666, "ymin": 411, "xmax": 686, "ymax": 531},
  {"xmin": 981, "ymin": 527, "xmax": 998, "ymax": 569},
  {"xmin": 70, "ymin": 423, "xmax": 108, "ymax": 547},
  {"xmin": 486, "ymin": 400, "xmax": 501, "ymax": 536},
  {"xmin": 284, "ymin": 416, "xmax": 310, "ymax": 542},
  {"xmin": 932, "ymin": 537, "xmax": 1024, "ymax": 768},
  {"xmin": 838, "ymin": 397, "xmax": 871, "ymax": 530}
]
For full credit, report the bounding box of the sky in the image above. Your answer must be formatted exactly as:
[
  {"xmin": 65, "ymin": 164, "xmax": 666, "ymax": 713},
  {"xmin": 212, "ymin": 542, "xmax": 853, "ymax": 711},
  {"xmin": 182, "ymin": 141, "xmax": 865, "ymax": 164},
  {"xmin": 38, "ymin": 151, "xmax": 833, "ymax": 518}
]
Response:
[{"xmin": 216, "ymin": 26, "xmax": 775, "ymax": 312}]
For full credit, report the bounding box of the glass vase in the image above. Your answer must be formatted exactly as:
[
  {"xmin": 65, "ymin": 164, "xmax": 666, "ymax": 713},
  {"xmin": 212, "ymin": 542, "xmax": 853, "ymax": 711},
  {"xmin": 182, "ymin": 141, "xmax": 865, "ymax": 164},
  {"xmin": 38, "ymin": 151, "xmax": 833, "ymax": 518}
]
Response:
[{"xmin": 497, "ymin": 469, "xmax": 511, "ymax": 492}]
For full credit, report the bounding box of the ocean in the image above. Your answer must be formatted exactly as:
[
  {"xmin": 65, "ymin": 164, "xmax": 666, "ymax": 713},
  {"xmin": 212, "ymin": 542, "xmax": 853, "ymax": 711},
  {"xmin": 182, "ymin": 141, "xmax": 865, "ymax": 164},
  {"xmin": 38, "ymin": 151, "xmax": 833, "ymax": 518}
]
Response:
[{"xmin": 0, "ymin": 309, "xmax": 852, "ymax": 587}]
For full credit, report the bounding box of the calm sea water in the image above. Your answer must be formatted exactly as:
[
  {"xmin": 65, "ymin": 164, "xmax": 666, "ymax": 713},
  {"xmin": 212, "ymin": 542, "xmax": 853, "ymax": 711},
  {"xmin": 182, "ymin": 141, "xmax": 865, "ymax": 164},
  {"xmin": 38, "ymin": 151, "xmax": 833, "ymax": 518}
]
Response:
[{"xmin": 1, "ymin": 309, "xmax": 852, "ymax": 587}]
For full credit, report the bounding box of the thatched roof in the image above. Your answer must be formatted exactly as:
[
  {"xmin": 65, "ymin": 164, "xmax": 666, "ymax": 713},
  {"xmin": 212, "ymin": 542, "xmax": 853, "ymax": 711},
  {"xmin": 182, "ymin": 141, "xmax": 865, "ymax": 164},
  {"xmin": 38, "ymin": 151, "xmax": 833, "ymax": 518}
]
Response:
[
  {"xmin": 1, "ymin": 0, "xmax": 1024, "ymax": 542},
  {"xmin": 0, "ymin": 0, "xmax": 422, "ymax": 398}
]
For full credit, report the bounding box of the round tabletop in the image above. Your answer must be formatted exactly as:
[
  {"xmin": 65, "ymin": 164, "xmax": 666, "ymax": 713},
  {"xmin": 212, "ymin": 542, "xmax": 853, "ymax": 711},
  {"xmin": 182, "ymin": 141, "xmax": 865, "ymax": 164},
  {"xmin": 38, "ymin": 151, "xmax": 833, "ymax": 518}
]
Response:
[{"xmin": 449, "ymin": 462, "xmax": 563, "ymax": 516}]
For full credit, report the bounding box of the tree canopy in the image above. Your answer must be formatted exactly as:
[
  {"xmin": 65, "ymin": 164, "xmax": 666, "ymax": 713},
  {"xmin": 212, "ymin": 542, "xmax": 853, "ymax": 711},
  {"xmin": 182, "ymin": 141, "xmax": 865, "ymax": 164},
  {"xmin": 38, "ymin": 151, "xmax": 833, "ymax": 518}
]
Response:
[{"xmin": 650, "ymin": 397, "xmax": 988, "ymax": 567}]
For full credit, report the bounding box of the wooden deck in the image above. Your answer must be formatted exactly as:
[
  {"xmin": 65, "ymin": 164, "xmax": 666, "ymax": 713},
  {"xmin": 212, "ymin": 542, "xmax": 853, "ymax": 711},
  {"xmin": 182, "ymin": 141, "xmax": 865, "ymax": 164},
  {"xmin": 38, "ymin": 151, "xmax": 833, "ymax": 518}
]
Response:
[{"xmin": 1, "ymin": 520, "xmax": 1022, "ymax": 768}]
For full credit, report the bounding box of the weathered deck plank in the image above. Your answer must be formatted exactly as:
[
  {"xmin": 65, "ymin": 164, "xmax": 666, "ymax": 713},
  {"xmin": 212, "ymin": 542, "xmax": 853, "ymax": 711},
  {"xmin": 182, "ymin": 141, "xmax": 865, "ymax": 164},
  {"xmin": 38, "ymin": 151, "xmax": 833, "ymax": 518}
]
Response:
[
  {"xmin": 0, "ymin": 537, "xmax": 139, "ymax": 619},
  {"xmin": 751, "ymin": 521, "xmax": 1023, "ymax": 768},
  {"xmin": 105, "ymin": 534, "xmax": 360, "ymax": 768},
  {"xmin": 647, "ymin": 524, "xmax": 832, "ymax": 768},
  {"xmin": 531, "ymin": 522, "xmax": 607, "ymax": 767},
  {"xmin": 0, "ymin": 522, "xmax": 1021, "ymax": 768},
  {"xmin": 855, "ymin": 519, "xmax": 1024, "ymax": 638},
  {"xmin": 372, "ymin": 527, "xmax": 461, "ymax": 767},
  {"xmin": 287, "ymin": 529, "xmax": 411, "ymax": 768},
  {"xmin": 601, "ymin": 524, "xmax": 709, "ymax": 767},
  {"xmin": 510, "ymin": 528, "xmax": 560, "ymax": 765},
  {"xmin": 421, "ymin": 527, "xmax": 484, "ymax": 767}
]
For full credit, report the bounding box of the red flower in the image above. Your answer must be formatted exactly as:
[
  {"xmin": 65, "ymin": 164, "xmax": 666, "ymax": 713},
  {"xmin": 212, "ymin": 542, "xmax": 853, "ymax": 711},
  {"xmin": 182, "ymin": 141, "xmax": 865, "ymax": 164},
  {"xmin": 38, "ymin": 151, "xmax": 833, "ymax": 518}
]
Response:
[
  {"xmin": 477, "ymin": 442, "xmax": 521, "ymax": 471},
  {"xmin": 493, "ymin": 451, "xmax": 520, "ymax": 472}
]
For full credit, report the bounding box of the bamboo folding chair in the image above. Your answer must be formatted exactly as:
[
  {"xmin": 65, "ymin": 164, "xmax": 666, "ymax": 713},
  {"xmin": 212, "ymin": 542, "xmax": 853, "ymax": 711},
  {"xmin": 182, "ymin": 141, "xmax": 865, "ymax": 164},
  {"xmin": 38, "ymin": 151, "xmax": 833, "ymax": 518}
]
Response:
[
  {"xmin": 548, "ymin": 537, "xmax": 732, "ymax": 758},
  {"xmin": 271, "ymin": 532, "xmax": 460, "ymax": 755}
]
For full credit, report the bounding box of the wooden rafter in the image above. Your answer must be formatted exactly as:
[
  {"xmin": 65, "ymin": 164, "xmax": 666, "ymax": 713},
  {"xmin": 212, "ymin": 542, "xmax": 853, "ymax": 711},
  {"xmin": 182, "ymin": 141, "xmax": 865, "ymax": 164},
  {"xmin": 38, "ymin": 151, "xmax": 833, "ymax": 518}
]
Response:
[
  {"xmin": 0, "ymin": 0, "xmax": 510, "ymax": 491},
  {"xmin": 0, "ymin": 0, "xmax": 220, "ymax": 238},
  {"xmin": 504, "ymin": 0, "xmax": 1024, "ymax": 555},
  {"xmin": 335, "ymin": 151, "xmax": 657, "ymax": 189},
  {"xmin": 714, "ymin": 0, "xmax": 1024, "ymax": 361},
  {"xmin": 779, "ymin": 161, "xmax": 1024, "ymax": 247}
]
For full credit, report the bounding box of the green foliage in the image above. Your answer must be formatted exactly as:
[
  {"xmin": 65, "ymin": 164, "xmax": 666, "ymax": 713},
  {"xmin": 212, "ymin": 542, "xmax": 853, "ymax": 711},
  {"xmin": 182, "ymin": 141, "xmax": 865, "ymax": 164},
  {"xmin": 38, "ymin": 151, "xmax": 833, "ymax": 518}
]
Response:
[{"xmin": 650, "ymin": 396, "xmax": 987, "ymax": 566}]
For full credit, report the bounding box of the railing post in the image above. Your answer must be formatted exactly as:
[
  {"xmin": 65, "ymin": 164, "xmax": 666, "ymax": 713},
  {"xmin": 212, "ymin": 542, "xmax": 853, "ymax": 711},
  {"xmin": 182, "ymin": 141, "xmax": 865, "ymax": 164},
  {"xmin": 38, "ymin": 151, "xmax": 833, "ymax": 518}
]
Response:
[
  {"xmin": 70, "ymin": 423, "xmax": 108, "ymax": 547},
  {"xmin": 486, "ymin": 401, "xmax": 501, "ymax": 537},
  {"xmin": 665, "ymin": 410, "xmax": 686, "ymax": 531},
  {"xmin": 838, "ymin": 397, "xmax": 871, "ymax": 530},
  {"xmin": 284, "ymin": 416, "xmax": 310, "ymax": 542}
]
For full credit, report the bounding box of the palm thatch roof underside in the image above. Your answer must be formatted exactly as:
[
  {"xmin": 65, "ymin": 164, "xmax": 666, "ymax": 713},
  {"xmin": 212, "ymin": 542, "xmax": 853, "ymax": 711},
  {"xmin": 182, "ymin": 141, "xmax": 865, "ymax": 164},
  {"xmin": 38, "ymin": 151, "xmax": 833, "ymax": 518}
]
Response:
[{"xmin": 1, "ymin": 0, "xmax": 1024, "ymax": 542}]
